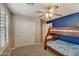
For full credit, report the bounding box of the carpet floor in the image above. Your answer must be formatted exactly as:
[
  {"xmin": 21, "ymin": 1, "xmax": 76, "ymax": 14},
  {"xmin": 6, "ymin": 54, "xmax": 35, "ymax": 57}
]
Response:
[{"xmin": 10, "ymin": 43, "xmax": 56, "ymax": 56}]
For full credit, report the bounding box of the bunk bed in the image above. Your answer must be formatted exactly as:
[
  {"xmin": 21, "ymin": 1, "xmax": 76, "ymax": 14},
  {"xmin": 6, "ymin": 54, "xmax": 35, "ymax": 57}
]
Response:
[{"xmin": 44, "ymin": 27, "xmax": 79, "ymax": 56}]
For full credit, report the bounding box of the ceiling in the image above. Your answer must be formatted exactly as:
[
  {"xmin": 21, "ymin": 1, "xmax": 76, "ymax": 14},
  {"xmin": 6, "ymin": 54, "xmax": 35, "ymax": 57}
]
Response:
[{"xmin": 7, "ymin": 3, "xmax": 79, "ymax": 21}]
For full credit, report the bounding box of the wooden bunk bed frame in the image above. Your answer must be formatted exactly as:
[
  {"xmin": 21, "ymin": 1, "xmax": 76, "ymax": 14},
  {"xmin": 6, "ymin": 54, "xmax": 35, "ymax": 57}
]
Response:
[{"xmin": 44, "ymin": 27, "xmax": 79, "ymax": 56}]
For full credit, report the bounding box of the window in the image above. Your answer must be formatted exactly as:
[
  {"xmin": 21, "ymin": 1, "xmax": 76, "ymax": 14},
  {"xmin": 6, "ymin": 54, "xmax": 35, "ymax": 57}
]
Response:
[{"xmin": 0, "ymin": 8, "xmax": 9, "ymax": 49}]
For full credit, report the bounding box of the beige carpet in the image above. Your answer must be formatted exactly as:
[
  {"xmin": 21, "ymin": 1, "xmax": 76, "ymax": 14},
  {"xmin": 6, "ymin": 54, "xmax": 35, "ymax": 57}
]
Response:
[{"xmin": 10, "ymin": 43, "xmax": 56, "ymax": 56}]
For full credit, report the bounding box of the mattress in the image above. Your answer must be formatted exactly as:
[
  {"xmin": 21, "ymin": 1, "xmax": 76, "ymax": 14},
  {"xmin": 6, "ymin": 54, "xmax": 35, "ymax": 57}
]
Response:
[{"xmin": 47, "ymin": 40, "xmax": 79, "ymax": 56}]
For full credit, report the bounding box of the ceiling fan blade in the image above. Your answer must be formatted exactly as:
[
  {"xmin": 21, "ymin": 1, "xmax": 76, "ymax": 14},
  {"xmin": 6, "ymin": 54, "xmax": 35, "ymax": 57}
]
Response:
[
  {"xmin": 47, "ymin": 5, "xmax": 59, "ymax": 12},
  {"xmin": 54, "ymin": 13, "xmax": 63, "ymax": 16},
  {"xmin": 36, "ymin": 11, "xmax": 44, "ymax": 13},
  {"xmin": 54, "ymin": 5, "xmax": 59, "ymax": 9},
  {"xmin": 39, "ymin": 14, "xmax": 45, "ymax": 17}
]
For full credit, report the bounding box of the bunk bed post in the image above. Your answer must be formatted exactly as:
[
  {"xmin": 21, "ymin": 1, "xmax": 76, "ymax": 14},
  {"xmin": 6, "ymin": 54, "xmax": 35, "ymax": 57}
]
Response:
[
  {"xmin": 44, "ymin": 31, "xmax": 48, "ymax": 50},
  {"xmin": 44, "ymin": 27, "xmax": 51, "ymax": 50}
]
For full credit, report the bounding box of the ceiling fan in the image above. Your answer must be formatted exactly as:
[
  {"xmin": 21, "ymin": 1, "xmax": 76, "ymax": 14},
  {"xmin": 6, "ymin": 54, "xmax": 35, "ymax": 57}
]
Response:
[{"xmin": 36, "ymin": 5, "xmax": 62, "ymax": 19}]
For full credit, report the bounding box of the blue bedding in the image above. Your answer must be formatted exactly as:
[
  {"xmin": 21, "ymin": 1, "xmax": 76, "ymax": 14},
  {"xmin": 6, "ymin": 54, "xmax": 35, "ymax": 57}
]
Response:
[{"xmin": 47, "ymin": 40, "xmax": 79, "ymax": 56}]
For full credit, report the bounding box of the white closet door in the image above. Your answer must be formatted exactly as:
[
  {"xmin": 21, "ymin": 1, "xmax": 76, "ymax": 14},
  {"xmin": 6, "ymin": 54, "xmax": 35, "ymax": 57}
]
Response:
[{"xmin": 14, "ymin": 16, "xmax": 35, "ymax": 47}]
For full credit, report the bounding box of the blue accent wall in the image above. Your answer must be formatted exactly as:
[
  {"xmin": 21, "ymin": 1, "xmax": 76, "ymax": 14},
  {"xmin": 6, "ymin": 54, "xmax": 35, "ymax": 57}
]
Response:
[
  {"xmin": 59, "ymin": 35, "xmax": 79, "ymax": 45},
  {"xmin": 52, "ymin": 12, "xmax": 79, "ymax": 27},
  {"xmin": 50, "ymin": 12, "xmax": 79, "ymax": 45}
]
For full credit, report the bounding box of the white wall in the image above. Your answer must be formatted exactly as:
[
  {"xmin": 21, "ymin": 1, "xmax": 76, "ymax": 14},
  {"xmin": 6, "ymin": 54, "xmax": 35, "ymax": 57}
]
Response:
[
  {"xmin": 13, "ymin": 15, "xmax": 36, "ymax": 47},
  {"xmin": 35, "ymin": 19, "xmax": 41, "ymax": 43}
]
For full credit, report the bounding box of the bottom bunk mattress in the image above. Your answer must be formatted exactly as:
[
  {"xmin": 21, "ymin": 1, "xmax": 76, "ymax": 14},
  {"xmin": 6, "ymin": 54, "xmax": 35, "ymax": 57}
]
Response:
[{"xmin": 47, "ymin": 40, "xmax": 79, "ymax": 56}]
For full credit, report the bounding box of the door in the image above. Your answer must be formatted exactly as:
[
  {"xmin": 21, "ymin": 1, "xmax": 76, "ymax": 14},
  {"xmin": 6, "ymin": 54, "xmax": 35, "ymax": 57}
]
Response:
[{"xmin": 14, "ymin": 18, "xmax": 35, "ymax": 47}]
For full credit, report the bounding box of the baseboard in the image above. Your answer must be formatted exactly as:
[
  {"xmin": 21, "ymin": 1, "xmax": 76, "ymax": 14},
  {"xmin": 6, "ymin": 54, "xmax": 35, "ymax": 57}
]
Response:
[
  {"xmin": 8, "ymin": 48, "xmax": 15, "ymax": 56},
  {"xmin": 34, "ymin": 42, "xmax": 42, "ymax": 45}
]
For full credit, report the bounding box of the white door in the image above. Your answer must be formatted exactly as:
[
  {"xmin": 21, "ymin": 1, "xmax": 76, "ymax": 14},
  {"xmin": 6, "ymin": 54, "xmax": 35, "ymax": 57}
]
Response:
[{"xmin": 14, "ymin": 18, "xmax": 35, "ymax": 47}]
